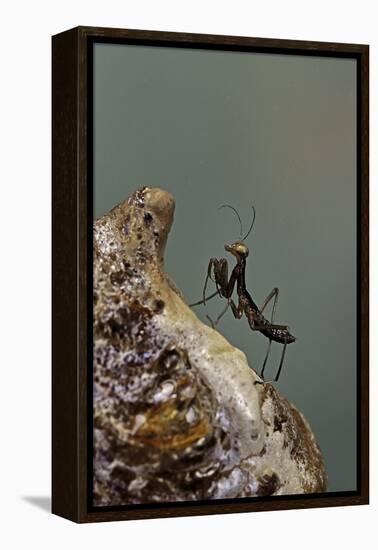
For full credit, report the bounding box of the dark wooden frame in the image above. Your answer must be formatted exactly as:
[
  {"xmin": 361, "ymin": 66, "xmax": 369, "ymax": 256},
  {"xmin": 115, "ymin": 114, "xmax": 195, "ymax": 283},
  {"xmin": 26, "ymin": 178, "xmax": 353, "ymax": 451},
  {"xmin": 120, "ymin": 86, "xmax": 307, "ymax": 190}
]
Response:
[{"xmin": 52, "ymin": 26, "xmax": 369, "ymax": 523}]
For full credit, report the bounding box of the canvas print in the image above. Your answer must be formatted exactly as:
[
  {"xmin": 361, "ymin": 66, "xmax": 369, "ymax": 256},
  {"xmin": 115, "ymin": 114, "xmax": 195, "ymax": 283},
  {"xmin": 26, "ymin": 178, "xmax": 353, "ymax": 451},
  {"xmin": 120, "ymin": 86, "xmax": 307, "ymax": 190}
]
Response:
[{"xmin": 92, "ymin": 43, "xmax": 357, "ymax": 507}]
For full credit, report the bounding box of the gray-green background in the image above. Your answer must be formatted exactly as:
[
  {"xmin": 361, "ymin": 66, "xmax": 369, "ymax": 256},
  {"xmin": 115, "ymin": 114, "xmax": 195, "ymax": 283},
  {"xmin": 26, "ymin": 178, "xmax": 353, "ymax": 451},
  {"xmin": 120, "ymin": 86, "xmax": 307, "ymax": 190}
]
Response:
[{"xmin": 93, "ymin": 43, "xmax": 357, "ymax": 492}]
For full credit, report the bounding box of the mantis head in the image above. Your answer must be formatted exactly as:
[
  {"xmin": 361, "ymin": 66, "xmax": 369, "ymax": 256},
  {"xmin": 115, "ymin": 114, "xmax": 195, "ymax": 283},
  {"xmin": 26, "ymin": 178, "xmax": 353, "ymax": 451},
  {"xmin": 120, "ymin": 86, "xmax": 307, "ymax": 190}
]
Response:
[{"xmin": 225, "ymin": 241, "xmax": 249, "ymax": 258}]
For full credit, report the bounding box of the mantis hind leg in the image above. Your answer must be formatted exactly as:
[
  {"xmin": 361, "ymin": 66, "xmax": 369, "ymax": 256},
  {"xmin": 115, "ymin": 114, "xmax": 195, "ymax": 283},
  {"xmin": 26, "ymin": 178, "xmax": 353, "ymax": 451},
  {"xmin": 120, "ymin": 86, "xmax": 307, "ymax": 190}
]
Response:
[
  {"xmin": 260, "ymin": 339, "xmax": 272, "ymax": 380},
  {"xmin": 257, "ymin": 342, "xmax": 288, "ymax": 384},
  {"xmin": 260, "ymin": 288, "xmax": 278, "ymax": 380},
  {"xmin": 274, "ymin": 343, "xmax": 287, "ymax": 382},
  {"xmin": 255, "ymin": 287, "xmax": 287, "ymax": 383},
  {"xmin": 260, "ymin": 287, "xmax": 279, "ymax": 322}
]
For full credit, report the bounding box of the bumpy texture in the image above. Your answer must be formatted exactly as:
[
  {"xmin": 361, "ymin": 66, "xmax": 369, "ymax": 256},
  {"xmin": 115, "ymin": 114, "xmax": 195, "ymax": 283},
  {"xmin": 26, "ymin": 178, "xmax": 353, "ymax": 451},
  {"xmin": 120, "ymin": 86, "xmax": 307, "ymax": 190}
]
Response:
[{"xmin": 93, "ymin": 187, "xmax": 327, "ymax": 505}]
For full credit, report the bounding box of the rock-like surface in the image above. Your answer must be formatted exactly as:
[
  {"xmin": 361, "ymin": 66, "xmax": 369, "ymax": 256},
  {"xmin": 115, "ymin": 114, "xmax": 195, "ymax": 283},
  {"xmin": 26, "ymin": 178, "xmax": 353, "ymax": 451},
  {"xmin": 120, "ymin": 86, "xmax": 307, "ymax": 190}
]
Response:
[{"xmin": 93, "ymin": 187, "xmax": 327, "ymax": 506}]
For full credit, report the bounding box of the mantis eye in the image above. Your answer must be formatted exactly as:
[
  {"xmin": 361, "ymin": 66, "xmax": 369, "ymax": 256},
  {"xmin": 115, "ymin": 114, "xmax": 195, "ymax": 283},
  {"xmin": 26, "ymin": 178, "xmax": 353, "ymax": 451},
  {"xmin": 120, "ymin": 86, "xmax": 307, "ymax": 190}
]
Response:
[{"xmin": 238, "ymin": 244, "xmax": 249, "ymax": 256}]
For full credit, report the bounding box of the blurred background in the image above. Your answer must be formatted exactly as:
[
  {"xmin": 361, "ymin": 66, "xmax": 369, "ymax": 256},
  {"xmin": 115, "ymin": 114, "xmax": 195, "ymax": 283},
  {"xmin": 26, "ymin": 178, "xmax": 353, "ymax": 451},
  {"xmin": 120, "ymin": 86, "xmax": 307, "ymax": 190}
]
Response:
[{"xmin": 93, "ymin": 42, "xmax": 357, "ymax": 492}]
